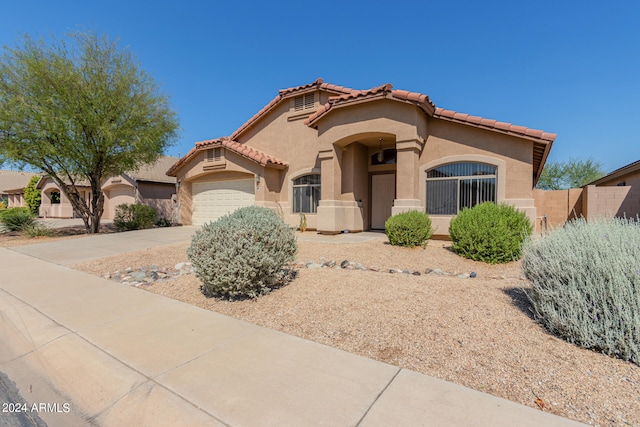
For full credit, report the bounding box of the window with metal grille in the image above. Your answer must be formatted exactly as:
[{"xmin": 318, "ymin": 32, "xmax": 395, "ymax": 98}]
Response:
[
  {"xmin": 425, "ymin": 162, "xmax": 496, "ymax": 215},
  {"xmin": 206, "ymin": 147, "xmax": 222, "ymax": 162},
  {"xmin": 293, "ymin": 174, "xmax": 321, "ymax": 213},
  {"xmin": 294, "ymin": 93, "xmax": 315, "ymax": 112}
]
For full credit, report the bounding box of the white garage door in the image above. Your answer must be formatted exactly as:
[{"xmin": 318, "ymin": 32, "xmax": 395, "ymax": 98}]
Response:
[{"xmin": 192, "ymin": 179, "xmax": 255, "ymax": 226}]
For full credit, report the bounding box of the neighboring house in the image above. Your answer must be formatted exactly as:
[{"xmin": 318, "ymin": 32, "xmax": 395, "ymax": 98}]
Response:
[
  {"xmin": 583, "ymin": 159, "xmax": 640, "ymax": 220},
  {"xmin": 533, "ymin": 159, "xmax": 640, "ymax": 231},
  {"xmin": 0, "ymin": 170, "xmax": 38, "ymax": 208},
  {"xmin": 102, "ymin": 156, "xmax": 178, "ymax": 220},
  {"xmin": 168, "ymin": 79, "xmax": 556, "ymax": 235},
  {"xmin": 38, "ymin": 156, "xmax": 178, "ymax": 220},
  {"xmin": 37, "ymin": 176, "xmax": 92, "ymax": 219}
]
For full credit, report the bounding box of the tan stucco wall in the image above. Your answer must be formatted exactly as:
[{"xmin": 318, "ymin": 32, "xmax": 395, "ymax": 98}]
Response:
[
  {"xmin": 236, "ymin": 95, "xmax": 322, "ymax": 174},
  {"xmin": 7, "ymin": 193, "xmax": 25, "ymax": 208},
  {"xmin": 417, "ymin": 120, "xmax": 536, "ymax": 235},
  {"xmin": 424, "ymin": 120, "xmax": 533, "ymax": 199}
]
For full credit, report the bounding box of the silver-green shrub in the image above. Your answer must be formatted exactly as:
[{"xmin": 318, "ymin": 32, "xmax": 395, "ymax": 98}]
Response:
[
  {"xmin": 187, "ymin": 206, "xmax": 297, "ymax": 299},
  {"xmin": 522, "ymin": 217, "xmax": 640, "ymax": 365}
]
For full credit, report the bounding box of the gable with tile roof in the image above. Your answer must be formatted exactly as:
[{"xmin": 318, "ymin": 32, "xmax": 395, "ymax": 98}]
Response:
[{"xmin": 169, "ymin": 79, "xmax": 556, "ymax": 234}]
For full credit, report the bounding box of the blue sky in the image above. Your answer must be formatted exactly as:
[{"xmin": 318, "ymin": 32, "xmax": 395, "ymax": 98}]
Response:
[{"xmin": 1, "ymin": 0, "xmax": 639, "ymax": 173}]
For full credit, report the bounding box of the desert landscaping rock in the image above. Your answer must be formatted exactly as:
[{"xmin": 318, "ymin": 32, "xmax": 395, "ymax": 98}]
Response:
[{"xmin": 70, "ymin": 238, "xmax": 640, "ymax": 427}]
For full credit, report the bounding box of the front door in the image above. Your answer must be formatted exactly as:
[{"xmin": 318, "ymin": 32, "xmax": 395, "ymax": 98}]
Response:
[{"xmin": 370, "ymin": 173, "xmax": 395, "ymax": 229}]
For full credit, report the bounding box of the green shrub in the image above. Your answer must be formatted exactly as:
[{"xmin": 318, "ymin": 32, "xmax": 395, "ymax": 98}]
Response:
[
  {"xmin": 20, "ymin": 222, "xmax": 53, "ymax": 237},
  {"xmin": 187, "ymin": 206, "xmax": 297, "ymax": 299},
  {"xmin": 385, "ymin": 210, "xmax": 432, "ymax": 247},
  {"xmin": 0, "ymin": 207, "xmax": 35, "ymax": 232},
  {"xmin": 23, "ymin": 176, "xmax": 41, "ymax": 215},
  {"xmin": 113, "ymin": 203, "xmax": 157, "ymax": 231},
  {"xmin": 155, "ymin": 217, "xmax": 172, "ymax": 227},
  {"xmin": 522, "ymin": 217, "xmax": 640, "ymax": 365},
  {"xmin": 449, "ymin": 202, "xmax": 532, "ymax": 263}
]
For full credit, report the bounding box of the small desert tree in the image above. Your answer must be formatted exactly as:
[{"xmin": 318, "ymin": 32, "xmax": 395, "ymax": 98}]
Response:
[
  {"xmin": 23, "ymin": 175, "xmax": 41, "ymax": 215},
  {"xmin": 0, "ymin": 32, "xmax": 178, "ymax": 233},
  {"xmin": 537, "ymin": 158, "xmax": 606, "ymax": 190}
]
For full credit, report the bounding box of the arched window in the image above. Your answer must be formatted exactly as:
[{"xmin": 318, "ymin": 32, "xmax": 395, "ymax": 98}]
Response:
[
  {"xmin": 293, "ymin": 174, "xmax": 320, "ymax": 213},
  {"xmin": 426, "ymin": 162, "xmax": 496, "ymax": 215}
]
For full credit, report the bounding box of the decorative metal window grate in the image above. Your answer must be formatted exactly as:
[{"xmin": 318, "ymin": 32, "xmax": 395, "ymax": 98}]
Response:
[
  {"xmin": 293, "ymin": 174, "xmax": 321, "ymax": 213},
  {"xmin": 426, "ymin": 162, "xmax": 496, "ymax": 215}
]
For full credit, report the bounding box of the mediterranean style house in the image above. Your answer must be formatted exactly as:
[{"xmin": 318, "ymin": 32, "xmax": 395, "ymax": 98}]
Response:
[
  {"xmin": 168, "ymin": 79, "xmax": 556, "ymax": 235},
  {"xmin": 36, "ymin": 156, "xmax": 178, "ymax": 220}
]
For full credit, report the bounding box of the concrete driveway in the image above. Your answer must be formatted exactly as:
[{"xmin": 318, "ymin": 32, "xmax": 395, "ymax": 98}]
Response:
[
  {"xmin": 10, "ymin": 225, "xmax": 197, "ymax": 265},
  {"xmin": 0, "ymin": 228, "xmax": 587, "ymax": 427}
]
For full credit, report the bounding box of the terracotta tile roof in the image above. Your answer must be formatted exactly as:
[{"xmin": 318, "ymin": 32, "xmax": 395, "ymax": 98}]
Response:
[
  {"xmin": 432, "ymin": 107, "xmax": 556, "ymax": 185},
  {"xmin": 305, "ymin": 84, "xmax": 436, "ymax": 126},
  {"xmin": 170, "ymin": 78, "xmax": 353, "ymax": 176},
  {"xmin": 230, "ymin": 78, "xmax": 356, "ymax": 141},
  {"xmin": 167, "ymin": 138, "xmax": 287, "ymax": 176},
  {"xmin": 433, "ymin": 108, "xmax": 556, "ymax": 142},
  {"xmin": 170, "ymin": 79, "xmax": 556, "ymax": 185}
]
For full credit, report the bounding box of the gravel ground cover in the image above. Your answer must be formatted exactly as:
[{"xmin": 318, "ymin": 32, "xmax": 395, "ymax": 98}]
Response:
[{"xmin": 67, "ymin": 234, "xmax": 640, "ymax": 426}]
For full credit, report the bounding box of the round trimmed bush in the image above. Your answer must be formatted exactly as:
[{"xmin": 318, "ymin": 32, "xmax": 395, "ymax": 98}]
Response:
[
  {"xmin": 385, "ymin": 210, "xmax": 432, "ymax": 247},
  {"xmin": 449, "ymin": 202, "xmax": 532, "ymax": 263},
  {"xmin": 522, "ymin": 217, "xmax": 640, "ymax": 365},
  {"xmin": 187, "ymin": 206, "xmax": 297, "ymax": 299}
]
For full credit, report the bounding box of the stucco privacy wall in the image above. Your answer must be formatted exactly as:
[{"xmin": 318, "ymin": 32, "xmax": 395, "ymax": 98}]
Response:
[
  {"xmin": 582, "ymin": 185, "xmax": 634, "ymax": 219},
  {"xmin": 533, "ymin": 185, "xmax": 638, "ymax": 232},
  {"xmin": 532, "ymin": 188, "xmax": 583, "ymax": 232}
]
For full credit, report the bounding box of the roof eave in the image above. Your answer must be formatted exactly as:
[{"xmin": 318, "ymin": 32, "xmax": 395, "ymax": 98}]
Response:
[
  {"xmin": 588, "ymin": 160, "xmax": 640, "ymax": 186},
  {"xmin": 533, "ymin": 139, "xmax": 554, "ymax": 186}
]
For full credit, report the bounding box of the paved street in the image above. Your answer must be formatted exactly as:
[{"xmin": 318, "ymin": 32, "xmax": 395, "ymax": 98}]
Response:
[{"xmin": 0, "ymin": 371, "xmax": 47, "ymax": 427}]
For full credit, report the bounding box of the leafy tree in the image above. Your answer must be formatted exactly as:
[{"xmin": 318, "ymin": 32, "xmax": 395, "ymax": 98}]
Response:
[
  {"xmin": 23, "ymin": 175, "xmax": 41, "ymax": 215},
  {"xmin": 536, "ymin": 158, "xmax": 606, "ymax": 190},
  {"xmin": 0, "ymin": 32, "xmax": 178, "ymax": 233}
]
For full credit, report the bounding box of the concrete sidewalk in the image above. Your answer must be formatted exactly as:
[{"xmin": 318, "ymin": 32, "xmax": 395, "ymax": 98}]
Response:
[{"xmin": 1, "ymin": 232, "xmax": 586, "ymax": 426}]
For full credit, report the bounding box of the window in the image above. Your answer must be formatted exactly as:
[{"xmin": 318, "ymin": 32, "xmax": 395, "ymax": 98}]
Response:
[
  {"xmin": 293, "ymin": 174, "xmax": 320, "ymax": 213},
  {"xmin": 426, "ymin": 162, "xmax": 496, "ymax": 215},
  {"xmin": 50, "ymin": 191, "xmax": 61, "ymax": 204},
  {"xmin": 294, "ymin": 93, "xmax": 315, "ymax": 112}
]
